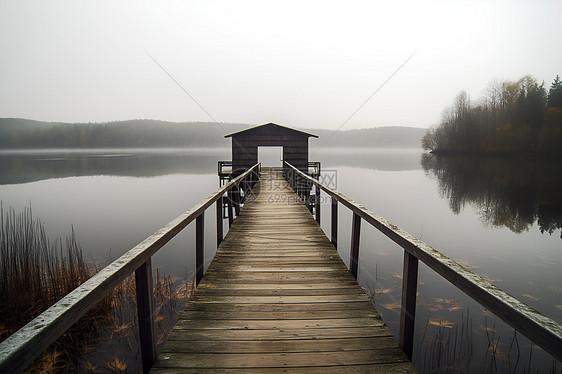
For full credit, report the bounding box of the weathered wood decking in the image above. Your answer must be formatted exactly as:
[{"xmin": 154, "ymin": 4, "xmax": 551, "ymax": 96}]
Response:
[{"xmin": 151, "ymin": 169, "xmax": 415, "ymax": 373}]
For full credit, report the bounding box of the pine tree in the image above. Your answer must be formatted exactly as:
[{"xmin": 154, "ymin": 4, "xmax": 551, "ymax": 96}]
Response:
[{"xmin": 547, "ymin": 75, "xmax": 562, "ymax": 108}]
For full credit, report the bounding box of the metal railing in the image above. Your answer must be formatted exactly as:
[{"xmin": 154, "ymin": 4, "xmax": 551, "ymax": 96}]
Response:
[
  {"xmin": 0, "ymin": 163, "xmax": 261, "ymax": 373},
  {"xmin": 283, "ymin": 161, "xmax": 562, "ymax": 362}
]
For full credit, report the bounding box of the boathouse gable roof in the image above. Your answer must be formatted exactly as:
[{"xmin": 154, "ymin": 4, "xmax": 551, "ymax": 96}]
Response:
[{"xmin": 224, "ymin": 123, "xmax": 318, "ymax": 139}]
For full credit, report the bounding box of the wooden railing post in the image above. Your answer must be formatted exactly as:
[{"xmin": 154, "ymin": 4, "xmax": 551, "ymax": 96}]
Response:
[
  {"xmin": 304, "ymin": 181, "xmax": 310, "ymax": 212},
  {"xmin": 135, "ymin": 258, "xmax": 157, "ymax": 373},
  {"xmin": 239, "ymin": 179, "xmax": 245, "ymax": 203},
  {"xmin": 216, "ymin": 197, "xmax": 223, "ymax": 247},
  {"xmin": 233, "ymin": 184, "xmax": 241, "ymax": 215},
  {"xmin": 331, "ymin": 196, "xmax": 338, "ymax": 249},
  {"xmin": 243, "ymin": 177, "xmax": 250, "ymax": 201},
  {"xmin": 291, "ymin": 168, "xmax": 296, "ymax": 190},
  {"xmin": 315, "ymin": 184, "xmax": 321, "ymax": 224},
  {"xmin": 399, "ymin": 250, "xmax": 419, "ymax": 360},
  {"xmin": 196, "ymin": 212, "xmax": 205, "ymax": 285},
  {"xmin": 350, "ymin": 212, "xmax": 361, "ymax": 279},
  {"xmin": 227, "ymin": 190, "xmax": 234, "ymax": 227}
]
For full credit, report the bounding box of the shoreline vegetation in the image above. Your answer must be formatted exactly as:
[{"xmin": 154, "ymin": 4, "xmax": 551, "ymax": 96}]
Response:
[
  {"xmin": 422, "ymin": 74, "xmax": 562, "ymax": 157},
  {"xmin": 0, "ymin": 118, "xmax": 425, "ymax": 150},
  {"xmin": 0, "ymin": 205, "xmax": 193, "ymax": 372}
]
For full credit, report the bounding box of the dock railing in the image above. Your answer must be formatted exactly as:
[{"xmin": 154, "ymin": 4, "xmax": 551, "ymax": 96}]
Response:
[
  {"xmin": 283, "ymin": 161, "xmax": 562, "ymax": 362},
  {"xmin": 0, "ymin": 163, "xmax": 261, "ymax": 374}
]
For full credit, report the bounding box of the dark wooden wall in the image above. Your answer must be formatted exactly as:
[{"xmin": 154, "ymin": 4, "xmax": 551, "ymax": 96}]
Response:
[{"xmin": 229, "ymin": 125, "xmax": 312, "ymax": 176}]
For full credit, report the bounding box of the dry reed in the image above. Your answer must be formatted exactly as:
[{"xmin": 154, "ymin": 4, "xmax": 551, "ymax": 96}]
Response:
[{"xmin": 0, "ymin": 205, "xmax": 193, "ymax": 372}]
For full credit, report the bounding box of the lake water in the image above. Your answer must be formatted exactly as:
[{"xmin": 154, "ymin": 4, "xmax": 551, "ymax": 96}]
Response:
[{"xmin": 1, "ymin": 148, "xmax": 560, "ymax": 372}]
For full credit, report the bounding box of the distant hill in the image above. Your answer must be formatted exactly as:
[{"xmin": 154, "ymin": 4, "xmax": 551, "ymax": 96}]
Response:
[
  {"xmin": 0, "ymin": 118, "xmax": 244, "ymax": 149},
  {"xmin": 0, "ymin": 118, "xmax": 425, "ymax": 149}
]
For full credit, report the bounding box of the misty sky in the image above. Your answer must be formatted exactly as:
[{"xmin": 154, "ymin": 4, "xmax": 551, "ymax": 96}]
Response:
[{"xmin": 1, "ymin": 0, "xmax": 561, "ymax": 130}]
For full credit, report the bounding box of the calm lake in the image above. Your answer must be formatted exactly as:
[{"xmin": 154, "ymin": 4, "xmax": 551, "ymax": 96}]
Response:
[{"xmin": 1, "ymin": 147, "xmax": 560, "ymax": 373}]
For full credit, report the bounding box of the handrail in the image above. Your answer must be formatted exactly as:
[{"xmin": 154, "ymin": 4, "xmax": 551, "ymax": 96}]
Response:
[
  {"xmin": 0, "ymin": 163, "xmax": 261, "ymax": 374},
  {"xmin": 283, "ymin": 161, "xmax": 562, "ymax": 363}
]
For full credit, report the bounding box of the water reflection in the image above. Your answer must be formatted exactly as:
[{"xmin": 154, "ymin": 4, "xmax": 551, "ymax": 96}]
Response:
[
  {"xmin": 314, "ymin": 147, "xmax": 422, "ymax": 171},
  {"xmin": 0, "ymin": 148, "xmax": 230, "ymax": 185},
  {"xmin": 0, "ymin": 147, "xmax": 424, "ymax": 185},
  {"xmin": 421, "ymin": 153, "xmax": 562, "ymax": 238}
]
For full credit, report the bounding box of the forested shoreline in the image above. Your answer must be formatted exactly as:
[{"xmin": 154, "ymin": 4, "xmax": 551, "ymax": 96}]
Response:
[
  {"xmin": 0, "ymin": 119, "xmax": 239, "ymax": 149},
  {"xmin": 422, "ymin": 75, "xmax": 562, "ymax": 157},
  {"xmin": 0, "ymin": 119, "xmax": 425, "ymax": 149}
]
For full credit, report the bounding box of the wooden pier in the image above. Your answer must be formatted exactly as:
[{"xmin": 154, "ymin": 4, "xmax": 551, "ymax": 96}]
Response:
[{"xmin": 151, "ymin": 168, "xmax": 415, "ymax": 372}]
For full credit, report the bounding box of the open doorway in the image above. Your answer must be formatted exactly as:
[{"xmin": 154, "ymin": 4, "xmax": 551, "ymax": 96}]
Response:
[{"xmin": 258, "ymin": 146, "xmax": 283, "ymax": 167}]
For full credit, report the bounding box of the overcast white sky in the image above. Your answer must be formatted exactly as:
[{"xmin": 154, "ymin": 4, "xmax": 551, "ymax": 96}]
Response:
[{"xmin": 1, "ymin": 0, "xmax": 561, "ymax": 130}]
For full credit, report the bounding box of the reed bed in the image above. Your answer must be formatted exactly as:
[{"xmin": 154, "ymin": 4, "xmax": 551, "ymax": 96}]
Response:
[
  {"xmin": 364, "ymin": 278, "xmax": 561, "ymax": 373},
  {"xmin": 0, "ymin": 205, "xmax": 193, "ymax": 372}
]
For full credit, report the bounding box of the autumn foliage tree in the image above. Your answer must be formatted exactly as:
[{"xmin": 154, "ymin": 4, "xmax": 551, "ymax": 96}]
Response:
[{"xmin": 423, "ymin": 75, "xmax": 561, "ymax": 156}]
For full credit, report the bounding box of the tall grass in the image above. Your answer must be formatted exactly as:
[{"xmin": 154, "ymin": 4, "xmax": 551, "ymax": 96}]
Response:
[
  {"xmin": 0, "ymin": 205, "xmax": 194, "ymax": 372},
  {"xmin": 0, "ymin": 204, "xmax": 108, "ymax": 339}
]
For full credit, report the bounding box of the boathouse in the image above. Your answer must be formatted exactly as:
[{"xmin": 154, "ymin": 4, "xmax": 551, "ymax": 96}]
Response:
[{"xmin": 224, "ymin": 122, "xmax": 318, "ymax": 177}]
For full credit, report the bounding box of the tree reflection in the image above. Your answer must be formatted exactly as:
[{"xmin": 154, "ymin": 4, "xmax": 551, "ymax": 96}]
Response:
[
  {"xmin": 0, "ymin": 149, "xmax": 230, "ymax": 184},
  {"xmin": 421, "ymin": 154, "xmax": 562, "ymax": 238}
]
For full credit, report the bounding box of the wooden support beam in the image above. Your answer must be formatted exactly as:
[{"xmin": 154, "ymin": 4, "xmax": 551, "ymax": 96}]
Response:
[
  {"xmin": 399, "ymin": 250, "xmax": 419, "ymax": 360},
  {"xmin": 291, "ymin": 168, "xmax": 296, "ymax": 190},
  {"xmin": 315, "ymin": 185, "xmax": 321, "ymax": 225},
  {"xmin": 227, "ymin": 190, "xmax": 234, "ymax": 227},
  {"xmin": 135, "ymin": 259, "xmax": 156, "ymax": 373},
  {"xmin": 331, "ymin": 196, "xmax": 338, "ymax": 249},
  {"xmin": 196, "ymin": 212, "xmax": 205, "ymax": 285},
  {"xmin": 216, "ymin": 198, "xmax": 223, "ymax": 247},
  {"xmin": 350, "ymin": 213, "xmax": 361, "ymax": 279},
  {"xmin": 234, "ymin": 185, "xmax": 241, "ymax": 215},
  {"xmin": 306, "ymin": 186, "xmax": 313, "ymax": 213}
]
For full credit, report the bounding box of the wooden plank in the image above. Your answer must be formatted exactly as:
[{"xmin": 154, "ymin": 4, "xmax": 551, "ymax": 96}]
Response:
[
  {"xmin": 152, "ymin": 363, "xmax": 416, "ymax": 373},
  {"xmin": 192, "ymin": 288, "xmax": 366, "ymax": 297},
  {"xmin": 199, "ymin": 273, "xmax": 365, "ymax": 283},
  {"xmin": 160, "ymin": 326, "xmax": 394, "ymax": 341},
  {"xmin": 187, "ymin": 295, "xmax": 370, "ymax": 304},
  {"xmin": 184, "ymin": 302, "xmax": 376, "ymax": 313},
  {"xmin": 154, "ymin": 349, "xmax": 409, "ymax": 369},
  {"xmin": 178, "ymin": 309, "xmax": 381, "ymax": 320},
  {"xmin": 151, "ymin": 168, "xmax": 413, "ymax": 372},
  {"xmin": 193, "ymin": 286, "xmax": 366, "ymax": 294},
  {"xmin": 195, "ymin": 282, "xmax": 361, "ymax": 290},
  {"xmin": 161, "ymin": 337, "xmax": 398, "ymax": 353},
  {"xmin": 173, "ymin": 318, "xmax": 384, "ymax": 330}
]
